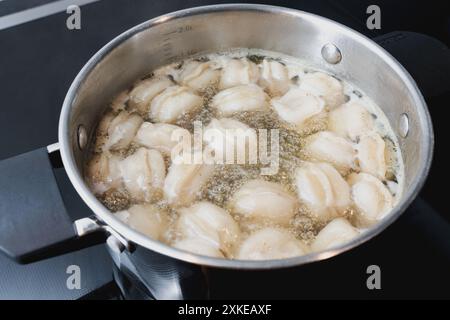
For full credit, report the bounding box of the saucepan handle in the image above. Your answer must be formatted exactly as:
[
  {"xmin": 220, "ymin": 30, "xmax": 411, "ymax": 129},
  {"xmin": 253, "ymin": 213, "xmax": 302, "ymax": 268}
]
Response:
[
  {"xmin": 374, "ymin": 31, "xmax": 450, "ymax": 253},
  {"xmin": 0, "ymin": 145, "xmax": 106, "ymax": 263},
  {"xmin": 373, "ymin": 31, "xmax": 450, "ymax": 98},
  {"xmin": 404, "ymin": 197, "xmax": 450, "ymax": 258}
]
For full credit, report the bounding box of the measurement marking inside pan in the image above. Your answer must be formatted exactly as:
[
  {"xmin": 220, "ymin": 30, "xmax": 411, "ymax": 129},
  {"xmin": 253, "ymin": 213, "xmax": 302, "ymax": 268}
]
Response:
[{"xmin": 163, "ymin": 30, "xmax": 178, "ymax": 36}]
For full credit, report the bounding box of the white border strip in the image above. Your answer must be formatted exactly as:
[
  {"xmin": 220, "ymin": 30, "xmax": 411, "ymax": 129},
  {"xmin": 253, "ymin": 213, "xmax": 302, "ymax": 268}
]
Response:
[{"xmin": 0, "ymin": 0, "xmax": 100, "ymax": 30}]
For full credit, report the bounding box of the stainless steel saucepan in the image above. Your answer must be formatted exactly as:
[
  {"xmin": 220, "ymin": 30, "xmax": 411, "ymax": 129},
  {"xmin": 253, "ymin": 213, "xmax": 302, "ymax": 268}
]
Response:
[{"xmin": 0, "ymin": 4, "xmax": 440, "ymax": 299}]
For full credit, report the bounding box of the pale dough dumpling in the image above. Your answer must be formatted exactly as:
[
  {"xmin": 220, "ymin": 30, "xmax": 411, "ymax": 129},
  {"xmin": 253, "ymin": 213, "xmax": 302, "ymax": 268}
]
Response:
[
  {"xmin": 150, "ymin": 85, "xmax": 203, "ymax": 123},
  {"xmin": 105, "ymin": 111, "xmax": 143, "ymax": 151},
  {"xmin": 95, "ymin": 112, "xmax": 116, "ymax": 149},
  {"xmin": 163, "ymin": 154, "xmax": 214, "ymax": 206},
  {"xmin": 304, "ymin": 131, "xmax": 355, "ymax": 174},
  {"xmin": 134, "ymin": 122, "xmax": 187, "ymax": 155},
  {"xmin": 299, "ymin": 72, "xmax": 346, "ymax": 108},
  {"xmin": 271, "ymin": 88, "xmax": 325, "ymax": 128},
  {"xmin": 128, "ymin": 76, "xmax": 173, "ymax": 114},
  {"xmin": 115, "ymin": 204, "xmax": 168, "ymax": 240},
  {"xmin": 219, "ymin": 58, "xmax": 260, "ymax": 89},
  {"xmin": 175, "ymin": 201, "xmax": 240, "ymax": 256},
  {"xmin": 348, "ymin": 173, "xmax": 393, "ymax": 226},
  {"xmin": 118, "ymin": 148, "xmax": 166, "ymax": 202},
  {"xmin": 295, "ymin": 162, "xmax": 351, "ymax": 221},
  {"xmin": 173, "ymin": 238, "xmax": 224, "ymax": 258},
  {"xmin": 237, "ymin": 228, "xmax": 308, "ymax": 260},
  {"xmin": 85, "ymin": 153, "xmax": 121, "ymax": 194},
  {"xmin": 311, "ymin": 218, "xmax": 359, "ymax": 252},
  {"xmin": 328, "ymin": 101, "xmax": 374, "ymax": 140},
  {"xmin": 212, "ymin": 84, "xmax": 268, "ymax": 116},
  {"xmin": 179, "ymin": 60, "xmax": 221, "ymax": 91},
  {"xmin": 259, "ymin": 59, "xmax": 290, "ymax": 96},
  {"xmin": 356, "ymin": 133, "xmax": 387, "ymax": 180},
  {"xmin": 230, "ymin": 179, "xmax": 298, "ymax": 225},
  {"xmin": 203, "ymin": 118, "xmax": 257, "ymax": 164},
  {"xmin": 152, "ymin": 63, "xmax": 182, "ymax": 82}
]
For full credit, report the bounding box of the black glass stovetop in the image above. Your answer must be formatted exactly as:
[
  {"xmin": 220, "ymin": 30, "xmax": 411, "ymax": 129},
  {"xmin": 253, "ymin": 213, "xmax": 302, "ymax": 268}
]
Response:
[{"xmin": 0, "ymin": 0, "xmax": 449, "ymax": 299}]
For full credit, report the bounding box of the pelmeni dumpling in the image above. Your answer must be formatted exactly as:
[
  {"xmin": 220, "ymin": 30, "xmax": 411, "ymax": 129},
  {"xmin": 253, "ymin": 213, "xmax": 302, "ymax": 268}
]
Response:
[
  {"xmin": 259, "ymin": 59, "xmax": 290, "ymax": 96},
  {"xmin": 134, "ymin": 122, "xmax": 186, "ymax": 155},
  {"xmin": 203, "ymin": 118, "xmax": 257, "ymax": 164},
  {"xmin": 128, "ymin": 76, "xmax": 173, "ymax": 114},
  {"xmin": 173, "ymin": 238, "xmax": 224, "ymax": 258},
  {"xmin": 85, "ymin": 153, "xmax": 121, "ymax": 194},
  {"xmin": 93, "ymin": 112, "xmax": 115, "ymax": 150},
  {"xmin": 219, "ymin": 58, "xmax": 259, "ymax": 89},
  {"xmin": 175, "ymin": 202, "xmax": 240, "ymax": 256},
  {"xmin": 230, "ymin": 179, "xmax": 298, "ymax": 225},
  {"xmin": 105, "ymin": 111, "xmax": 143, "ymax": 151},
  {"xmin": 118, "ymin": 148, "xmax": 166, "ymax": 202},
  {"xmin": 237, "ymin": 228, "xmax": 308, "ymax": 260},
  {"xmin": 295, "ymin": 162, "xmax": 351, "ymax": 221},
  {"xmin": 115, "ymin": 204, "xmax": 168, "ymax": 240},
  {"xmin": 311, "ymin": 218, "xmax": 359, "ymax": 252},
  {"xmin": 304, "ymin": 131, "xmax": 355, "ymax": 174},
  {"xmin": 179, "ymin": 60, "xmax": 221, "ymax": 91},
  {"xmin": 163, "ymin": 153, "xmax": 214, "ymax": 206},
  {"xmin": 348, "ymin": 173, "xmax": 393, "ymax": 226},
  {"xmin": 271, "ymin": 88, "xmax": 325, "ymax": 128},
  {"xmin": 212, "ymin": 84, "xmax": 269, "ymax": 116},
  {"xmin": 328, "ymin": 101, "xmax": 374, "ymax": 140},
  {"xmin": 152, "ymin": 63, "xmax": 182, "ymax": 82},
  {"xmin": 356, "ymin": 133, "xmax": 387, "ymax": 180},
  {"xmin": 150, "ymin": 85, "xmax": 203, "ymax": 123},
  {"xmin": 299, "ymin": 72, "xmax": 346, "ymax": 108}
]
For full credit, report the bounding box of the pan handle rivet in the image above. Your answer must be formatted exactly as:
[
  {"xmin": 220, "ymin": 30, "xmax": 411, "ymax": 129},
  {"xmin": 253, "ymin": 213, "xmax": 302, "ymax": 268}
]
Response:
[
  {"xmin": 321, "ymin": 43, "xmax": 342, "ymax": 64},
  {"xmin": 398, "ymin": 113, "xmax": 409, "ymax": 138},
  {"xmin": 77, "ymin": 125, "xmax": 88, "ymax": 150}
]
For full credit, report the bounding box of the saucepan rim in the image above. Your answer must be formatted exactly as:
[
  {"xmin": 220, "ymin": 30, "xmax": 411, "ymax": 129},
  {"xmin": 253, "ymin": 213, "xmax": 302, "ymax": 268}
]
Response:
[{"xmin": 59, "ymin": 3, "xmax": 434, "ymax": 269}]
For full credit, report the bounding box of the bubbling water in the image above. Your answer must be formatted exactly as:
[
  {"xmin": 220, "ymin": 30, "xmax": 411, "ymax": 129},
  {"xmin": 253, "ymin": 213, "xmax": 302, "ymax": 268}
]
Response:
[{"xmin": 85, "ymin": 48, "xmax": 404, "ymax": 259}]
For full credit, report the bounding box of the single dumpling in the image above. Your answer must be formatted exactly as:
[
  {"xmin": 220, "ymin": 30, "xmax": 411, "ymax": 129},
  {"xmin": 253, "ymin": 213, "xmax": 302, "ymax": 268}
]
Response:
[
  {"xmin": 173, "ymin": 238, "xmax": 224, "ymax": 258},
  {"xmin": 163, "ymin": 153, "xmax": 214, "ymax": 206},
  {"xmin": 179, "ymin": 60, "xmax": 221, "ymax": 91},
  {"xmin": 85, "ymin": 153, "xmax": 121, "ymax": 194},
  {"xmin": 304, "ymin": 131, "xmax": 355, "ymax": 174},
  {"xmin": 295, "ymin": 162, "xmax": 351, "ymax": 222},
  {"xmin": 152, "ymin": 63, "xmax": 182, "ymax": 82},
  {"xmin": 175, "ymin": 201, "xmax": 240, "ymax": 256},
  {"xmin": 259, "ymin": 58, "xmax": 290, "ymax": 96},
  {"xmin": 211, "ymin": 84, "xmax": 268, "ymax": 116},
  {"xmin": 203, "ymin": 118, "xmax": 257, "ymax": 164},
  {"xmin": 237, "ymin": 227, "xmax": 308, "ymax": 260},
  {"xmin": 149, "ymin": 85, "xmax": 203, "ymax": 123},
  {"xmin": 105, "ymin": 111, "xmax": 143, "ymax": 151},
  {"xmin": 94, "ymin": 112, "xmax": 116, "ymax": 149},
  {"xmin": 219, "ymin": 58, "xmax": 260, "ymax": 89},
  {"xmin": 311, "ymin": 218, "xmax": 359, "ymax": 252},
  {"xmin": 230, "ymin": 179, "xmax": 298, "ymax": 226},
  {"xmin": 115, "ymin": 204, "xmax": 168, "ymax": 240},
  {"xmin": 348, "ymin": 173, "xmax": 393, "ymax": 226},
  {"xmin": 134, "ymin": 122, "xmax": 187, "ymax": 155},
  {"xmin": 356, "ymin": 133, "xmax": 387, "ymax": 180},
  {"xmin": 299, "ymin": 72, "xmax": 346, "ymax": 108},
  {"xmin": 328, "ymin": 101, "xmax": 374, "ymax": 140},
  {"xmin": 128, "ymin": 76, "xmax": 173, "ymax": 114},
  {"xmin": 97, "ymin": 92, "xmax": 138, "ymax": 148},
  {"xmin": 271, "ymin": 88, "xmax": 325, "ymax": 128},
  {"xmin": 117, "ymin": 148, "xmax": 166, "ymax": 202}
]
